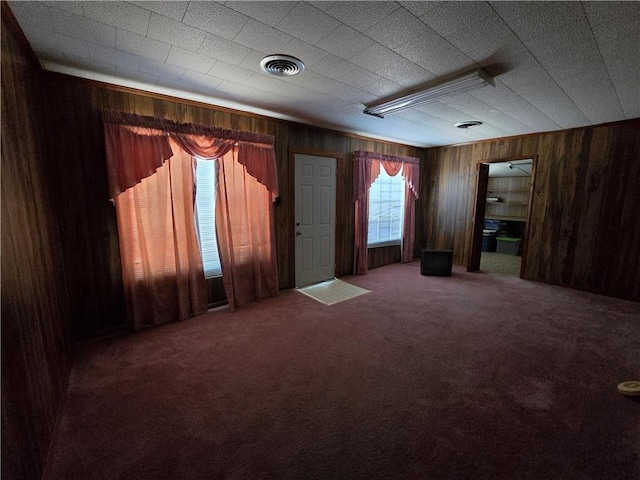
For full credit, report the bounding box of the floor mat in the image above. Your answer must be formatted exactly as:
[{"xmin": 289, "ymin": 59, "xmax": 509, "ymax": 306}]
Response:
[{"xmin": 296, "ymin": 278, "xmax": 371, "ymax": 306}]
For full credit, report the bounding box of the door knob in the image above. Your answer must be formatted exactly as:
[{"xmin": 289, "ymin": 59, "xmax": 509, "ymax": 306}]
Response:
[{"xmin": 296, "ymin": 232, "xmax": 302, "ymax": 236}]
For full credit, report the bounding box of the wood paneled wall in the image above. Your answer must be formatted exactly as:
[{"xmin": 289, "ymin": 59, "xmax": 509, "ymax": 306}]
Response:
[
  {"xmin": 1, "ymin": 10, "xmax": 72, "ymax": 480},
  {"xmin": 419, "ymin": 120, "xmax": 640, "ymax": 301},
  {"xmin": 38, "ymin": 73, "xmax": 422, "ymax": 338}
]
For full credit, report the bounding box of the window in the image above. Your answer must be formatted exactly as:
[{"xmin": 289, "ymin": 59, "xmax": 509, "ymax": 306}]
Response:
[
  {"xmin": 194, "ymin": 159, "xmax": 222, "ymax": 278},
  {"xmin": 367, "ymin": 168, "xmax": 405, "ymax": 247}
]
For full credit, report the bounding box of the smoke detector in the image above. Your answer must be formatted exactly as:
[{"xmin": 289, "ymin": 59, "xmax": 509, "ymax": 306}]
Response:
[
  {"xmin": 455, "ymin": 121, "xmax": 483, "ymax": 129},
  {"xmin": 260, "ymin": 55, "xmax": 305, "ymax": 77}
]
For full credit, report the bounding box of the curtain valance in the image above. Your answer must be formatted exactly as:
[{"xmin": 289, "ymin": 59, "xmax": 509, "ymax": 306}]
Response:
[
  {"xmin": 352, "ymin": 150, "xmax": 420, "ymax": 202},
  {"xmin": 352, "ymin": 150, "xmax": 419, "ymax": 165},
  {"xmin": 103, "ymin": 111, "xmax": 278, "ymax": 199},
  {"xmin": 103, "ymin": 110, "xmax": 275, "ymax": 144}
]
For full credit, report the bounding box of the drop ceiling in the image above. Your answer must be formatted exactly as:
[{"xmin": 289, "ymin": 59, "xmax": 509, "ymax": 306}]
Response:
[{"xmin": 8, "ymin": 1, "xmax": 640, "ymax": 147}]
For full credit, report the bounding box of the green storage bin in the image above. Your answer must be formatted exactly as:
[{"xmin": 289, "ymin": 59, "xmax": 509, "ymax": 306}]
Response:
[{"xmin": 496, "ymin": 237, "xmax": 521, "ymax": 255}]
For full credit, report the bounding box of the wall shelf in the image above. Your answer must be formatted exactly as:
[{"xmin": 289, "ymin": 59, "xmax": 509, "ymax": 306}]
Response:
[
  {"xmin": 485, "ymin": 215, "xmax": 527, "ymax": 222},
  {"xmin": 485, "ymin": 176, "xmax": 531, "ymax": 223}
]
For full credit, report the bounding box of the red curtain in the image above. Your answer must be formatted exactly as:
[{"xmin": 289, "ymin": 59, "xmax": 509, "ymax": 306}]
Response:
[
  {"xmin": 216, "ymin": 149, "xmax": 279, "ymax": 309},
  {"xmin": 104, "ymin": 112, "xmax": 279, "ymax": 327},
  {"xmin": 352, "ymin": 150, "xmax": 420, "ymax": 275},
  {"xmin": 114, "ymin": 140, "xmax": 207, "ymax": 329}
]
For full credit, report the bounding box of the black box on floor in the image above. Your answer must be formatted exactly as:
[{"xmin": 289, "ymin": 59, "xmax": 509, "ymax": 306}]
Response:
[{"xmin": 421, "ymin": 249, "xmax": 453, "ymax": 276}]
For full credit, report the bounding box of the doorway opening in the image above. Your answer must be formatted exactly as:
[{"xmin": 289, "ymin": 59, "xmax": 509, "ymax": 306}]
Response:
[{"xmin": 468, "ymin": 158, "xmax": 535, "ymax": 277}]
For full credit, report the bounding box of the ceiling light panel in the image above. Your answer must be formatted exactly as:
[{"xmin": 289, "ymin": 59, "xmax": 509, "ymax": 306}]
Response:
[{"xmin": 364, "ymin": 69, "xmax": 494, "ymax": 118}]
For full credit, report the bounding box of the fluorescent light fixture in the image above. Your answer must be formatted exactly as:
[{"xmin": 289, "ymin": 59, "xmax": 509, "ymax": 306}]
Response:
[{"xmin": 364, "ymin": 69, "xmax": 494, "ymax": 118}]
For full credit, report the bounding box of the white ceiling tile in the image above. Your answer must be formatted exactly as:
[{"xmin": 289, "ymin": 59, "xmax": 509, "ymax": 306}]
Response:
[
  {"xmin": 524, "ymin": 17, "xmax": 592, "ymax": 59},
  {"xmin": 306, "ymin": 1, "xmax": 333, "ymax": 13},
  {"xmin": 225, "ymin": 1, "xmax": 297, "ymax": 27},
  {"xmin": 197, "ymin": 34, "xmax": 252, "ymax": 66},
  {"xmin": 280, "ymin": 38, "xmax": 329, "ymax": 68},
  {"xmin": 592, "ymin": 17, "xmax": 640, "ymax": 47},
  {"xmin": 115, "ymin": 66, "xmax": 158, "ymax": 85},
  {"xmin": 582, "ymin": 1, "xmax": 640, "ymax": 26},
  {"xmin": 499, "ymin": 64, "xmax": 554, "ymax": 96},
  {"xmin": 594, "ymin": 19, "xmax": 640, "ymax": 109},
  {"xmin": 213, "ymin": 79, "xmax": 258, "ymax": 98},
  {"xmin": 8, "ymin": 2, "xmax": 53, "ymax": 31},
  {"xmin": 237, "ymin": 50, "xmax": 269, "ymax": 73},
  {"xmin": 56, "ymin": 17, "xmax": 116, "ymax": 49},
  {"xmin": 415, "ymin": 101, "xmax": 466, "ymax": 122},
  {"xmin": 117, "ymin": 51, "xmax": 143, "ymax": 71},
  {"xmin": 557, "ymin": 71, "xmax": 624, "ymax": 121},
  {"xmin": 189, "ymin": 82, "xmax": 223, "ymax": 98},
  {"xmin": 393, "ymin": 27, "xmax": 453, "ymax": 65},
  {"xmin": 86, "ymin": 44, "xmax": 141, "ymax": 69},
  {"xmin": 413, "ymin": 46, "xmax": 474, "ymax": 77},
  {"xmin": 275, "ymin": 82, "xmax": 333, "ymax": 103},
  {"xmin": 470, "ymin": 81, "xmax": 561, "ymax": 130},
  {"xmin": 350, "ymin": 44, "xmax": 404, "ymax": 73},
  {"xmin": 11, "ymin": 2, "xmax": 117, "ymax": 48},
  {"xmin": 285, "ymin": 70, "xmax": 341, "ymax": 94},
  {"xmin": 324, "ymin": 1, "xmax": 400, "ymax": 31},
  {"xmin": 445, "ymin": 13, "xmax": 512, "ymax": 54},
  {"xmin": 23, "ymin": 28, "xmax": 89, "ymax": 59},
  {"xmin": 234, "ymin": 19, "xmax": 293, "ymax": 53},
  {"xmin": 488, "ymin": 1, "xmax": 535, "ymax": 23},
  {"xmin": 469, "ymin": 124, "xmax": 512, "ymax": 139},
  {"xmin": 180, "ymin": 70, "xmax": 223, "ymax": 93},
  {"xmin": 440, "ymin": 94, "xmax": 531, "ymax": 132},
  {"xmin": 147, "ymin": 13, "xmax": 206, "ymax": 52},
  {"xmin": 82, "ymin": 2, "xmax": 150, "ymax": 36},
  {"xmin": 207, "ymin": 61, "xmax": 253, "ymax": 84},
  {"xmin": 316, "ymin": 25, "xmax": 374, "ymax": 60},
  {"xmin": 365, "ymin": 7, "xmax": 431, "ymax": 49},
  {"xmin": 465, "ymin": 36, "xmax": 530, "ymax": 68},
  {"xmin": 55, "ymin": 58, "xmax": 117, "ymax": 76},
  {"xmin": 166, "ymin": 46, "xmax": 216, "ymax": 73},
  {"xmin": 500, "ymin": 2, "xmax": 586, "ymax": 42},
  {"xmin": 362, "ymin": 78, "xmax": 404, "ymax": 97},
  {"xmin": 522, "ymin": 91, "xmax": 590, "ymax": 128},
  {"xmin": 606, "ymin": 62, "xmax": 639, "ymax": 88},
  {"xmin": 615, "ymin": 88, "xmax": 640, "ymax": 118},
  {"xmin": 116, "ymin": 29, "xmax": 170, "ymax": 62},
  {"xmin": 324, "ymin": 83, "xmax": 365, "ymax": 102},
  {"xmin": 604, "ymin": 48, "xmax": 640, "ymax": 118},
  {"xmin": 401, "ymin": 1, "xmax": 445, "ymax": 18},
  {"xmin": 337, "ymin": 67, "xmax": 384, "ymax": 89},
  {"xmin": 243, "ymin": 73, "xmax": 285, "ymax": 92},
  {"xmin": 42, "ymin": 1, "xmax": 83, "ymax": 16},
  {"xmin": 183, "ymin": 2, "xmax": 249, "ymax": 40},
  {"xmin": 309, "ymin": 54, "xmax": 358, "ymax": 79},
  {"xmin": 543, "ymin": 53, "xmax": 605, "ymax": 83},
  {"xmin": 439, "ymin": 92, "xmax": 490, "ymax": 112},
  {"xmin": 155, "ymin": 76, "xmax": 185, "ymax": 91},
  {"xmin": 275, "ymin": 3, "xmax": 341, "ymax": 44},
  {"xmin": 129, "ymin": 1, "xmax": 189, "ymax": 22},
  {"xmin": 421, "ymin": 1, "xmax": 495, "ymax": 37},
  {"xmin": 138, "ymin": 58, "xmax": 186, "ymax": 80},
  {"xmin": 376, "ymin": 58, "xmax": 434, "ymax": 87}
]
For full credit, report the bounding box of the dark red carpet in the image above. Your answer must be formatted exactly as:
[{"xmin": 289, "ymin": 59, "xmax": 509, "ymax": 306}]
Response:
[{"xmin": 45, "ymin": 263, "xmax": 640, "ymax": 479}]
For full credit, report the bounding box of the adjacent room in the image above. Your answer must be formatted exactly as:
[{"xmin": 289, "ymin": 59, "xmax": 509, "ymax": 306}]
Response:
[{"xmin": 2, "ymin": 2, "xmax": 639, "ymax": 479}]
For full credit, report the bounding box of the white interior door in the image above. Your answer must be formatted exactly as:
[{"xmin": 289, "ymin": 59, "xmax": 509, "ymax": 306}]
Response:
[{"xmin": 294, "ymin": 154, "xmax": 336, "ymax": 287}]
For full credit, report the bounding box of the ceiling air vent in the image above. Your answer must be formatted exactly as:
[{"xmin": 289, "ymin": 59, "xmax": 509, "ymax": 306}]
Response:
[
  {"xmin": 260, "ymin": 54, "xmax": 305, "ymax": 77},
  {"xmin": 455, "ymin": 121, "xmax": 483, "ymax": 129}
]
